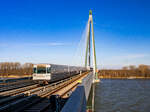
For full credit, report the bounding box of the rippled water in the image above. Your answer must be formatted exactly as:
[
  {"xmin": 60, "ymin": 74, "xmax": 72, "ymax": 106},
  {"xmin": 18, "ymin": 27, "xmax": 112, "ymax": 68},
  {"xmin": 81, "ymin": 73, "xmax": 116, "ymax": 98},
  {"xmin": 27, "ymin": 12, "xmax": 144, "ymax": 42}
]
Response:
[{"xmin": 95, "ymin": 79, "xmax": 150, "ymax": 112}]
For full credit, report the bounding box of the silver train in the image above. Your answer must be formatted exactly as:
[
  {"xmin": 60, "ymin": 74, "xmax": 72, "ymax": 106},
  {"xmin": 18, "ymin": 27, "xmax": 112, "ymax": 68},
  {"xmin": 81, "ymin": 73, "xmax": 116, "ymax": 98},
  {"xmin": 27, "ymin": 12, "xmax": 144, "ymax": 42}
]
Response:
[{"xmin": 32, "ymin": 64, "xmax": 87, "ymax": 84}]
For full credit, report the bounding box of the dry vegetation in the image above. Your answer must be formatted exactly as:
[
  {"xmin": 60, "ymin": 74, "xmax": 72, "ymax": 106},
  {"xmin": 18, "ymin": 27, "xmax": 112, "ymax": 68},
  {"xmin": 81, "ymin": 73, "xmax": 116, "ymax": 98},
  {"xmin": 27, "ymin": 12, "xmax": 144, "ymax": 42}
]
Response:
[
  {"xmin": 98, "ymin": 65, "xmax": 150, "ymax": 79},
  {"xmin": 1, "ymin": 62, "xmax": 150, "ymax": 79},
  {"xmin": 0, "ymin": 62, "xmax": 33, "ymax": 77}
]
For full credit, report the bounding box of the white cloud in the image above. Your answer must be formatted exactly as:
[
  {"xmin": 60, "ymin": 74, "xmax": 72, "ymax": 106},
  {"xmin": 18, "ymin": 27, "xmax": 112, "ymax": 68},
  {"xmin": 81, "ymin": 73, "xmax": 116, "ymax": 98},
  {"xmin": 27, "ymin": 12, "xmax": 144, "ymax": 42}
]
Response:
[
  {"xmin": 98, "ymin": 54, "xmax": 150, "ymax": 69},
  {"xmin": 110, "ymin": 54, "xmax": 149, "ymax": 60},
  {"xmin": 0, "ymin": 43, "xmax": 7, "ymax": 47},
  {"xmin": 0, "ymin": 42, "xmax": 70, "ymax": 47},
  {"xmin": 27, "ymin": 42, "xmax": 69, "ymax": 46},
  {"xmin": 118, "ymin": 54, "xmax": 148, "ymax": 59}
]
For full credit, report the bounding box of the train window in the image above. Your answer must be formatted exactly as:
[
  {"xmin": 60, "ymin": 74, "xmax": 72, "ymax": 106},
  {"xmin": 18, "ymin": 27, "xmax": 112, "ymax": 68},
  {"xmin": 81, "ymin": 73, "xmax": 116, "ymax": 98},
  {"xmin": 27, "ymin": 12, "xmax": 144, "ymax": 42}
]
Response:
[
  {"xmin": 47, "ymin": 67, "xmax": 51, "ymax": 73},
  {"xmin": 37, "ymin": 67, "xmax": 46, "ymax": 74},
  {"xmin": 33, "ymin": 67, "xmax": 37, "ymax": 73}
]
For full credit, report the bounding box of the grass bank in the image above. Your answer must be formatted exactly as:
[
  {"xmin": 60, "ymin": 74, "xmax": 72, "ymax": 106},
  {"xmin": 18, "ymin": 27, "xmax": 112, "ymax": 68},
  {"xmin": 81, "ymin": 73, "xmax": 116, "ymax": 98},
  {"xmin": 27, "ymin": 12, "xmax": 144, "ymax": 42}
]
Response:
[{"xmin": 0, "ymin": 75, "xmax": 32, "ymax": 78}]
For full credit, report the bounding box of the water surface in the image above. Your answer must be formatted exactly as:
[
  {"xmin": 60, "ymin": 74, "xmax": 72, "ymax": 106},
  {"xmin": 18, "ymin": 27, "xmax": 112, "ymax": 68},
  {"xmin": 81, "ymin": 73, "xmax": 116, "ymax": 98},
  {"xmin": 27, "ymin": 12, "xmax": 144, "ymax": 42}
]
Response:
[{"xmin": 95, "ymin": 79, "xmax": 150, "ymax": 112}]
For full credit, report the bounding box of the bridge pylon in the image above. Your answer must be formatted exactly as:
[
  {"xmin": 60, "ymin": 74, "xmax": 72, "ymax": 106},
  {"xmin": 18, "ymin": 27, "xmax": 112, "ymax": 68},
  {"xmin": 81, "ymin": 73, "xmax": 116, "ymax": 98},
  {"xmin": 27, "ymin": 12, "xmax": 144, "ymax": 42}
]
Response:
[{"xmin": 85, "ymin": 10, "xmax": 100, "ymax": 83}]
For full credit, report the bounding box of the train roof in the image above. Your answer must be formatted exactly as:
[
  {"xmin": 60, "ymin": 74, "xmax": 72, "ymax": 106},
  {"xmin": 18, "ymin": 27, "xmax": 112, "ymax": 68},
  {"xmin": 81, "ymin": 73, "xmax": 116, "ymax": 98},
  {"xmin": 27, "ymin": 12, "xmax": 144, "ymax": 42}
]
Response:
[{"xmin": 33, "ymin": 63, "xmax": 86, "ymax": 68}]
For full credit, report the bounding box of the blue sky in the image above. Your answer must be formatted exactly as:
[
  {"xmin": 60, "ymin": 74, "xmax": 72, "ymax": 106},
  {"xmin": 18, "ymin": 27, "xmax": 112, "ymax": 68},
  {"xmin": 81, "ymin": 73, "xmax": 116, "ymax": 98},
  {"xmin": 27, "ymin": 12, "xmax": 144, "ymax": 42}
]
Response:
[{"xmin": 0, "ymin": 0, "xmax": 150, "ymax": 69}]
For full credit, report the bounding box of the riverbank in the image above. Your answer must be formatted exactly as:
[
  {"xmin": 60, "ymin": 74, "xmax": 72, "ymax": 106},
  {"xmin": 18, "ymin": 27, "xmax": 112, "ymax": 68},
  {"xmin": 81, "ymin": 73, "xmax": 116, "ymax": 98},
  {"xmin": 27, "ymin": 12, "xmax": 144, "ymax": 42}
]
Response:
[{"xmin": 0, "ymin": 75, "xmax": 32, "ymax": 79}]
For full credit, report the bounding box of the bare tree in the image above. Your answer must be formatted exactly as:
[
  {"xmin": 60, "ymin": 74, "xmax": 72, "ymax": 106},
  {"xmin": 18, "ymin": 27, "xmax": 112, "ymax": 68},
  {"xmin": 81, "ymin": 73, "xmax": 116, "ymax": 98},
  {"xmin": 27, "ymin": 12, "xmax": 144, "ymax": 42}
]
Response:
[
  {"xmin": 0, "ymin": 62, "xmax": 33, "ymax": 77},
  {"xmin": 122, "ymin": 66, "xmax": 128, "ymax": 70},
  {"xmin": 98, "ymin": 65, "xmax": 150, "ymax": 78}
]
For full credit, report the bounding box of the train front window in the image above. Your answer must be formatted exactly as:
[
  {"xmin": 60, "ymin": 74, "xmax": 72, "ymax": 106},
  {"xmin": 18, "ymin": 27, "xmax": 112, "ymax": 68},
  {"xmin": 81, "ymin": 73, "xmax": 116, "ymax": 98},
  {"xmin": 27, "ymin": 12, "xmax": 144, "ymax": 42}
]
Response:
[
  {"xmin": 33, "ymin": 67, "xmax": 37, "ymax": 73},
  {"xmin": 37, "ymin": 67, "xmax": 46, "ymax": 74},
  {"xmin": 47, "ymin": 67, "xmax": 51, "ymax": 73}
]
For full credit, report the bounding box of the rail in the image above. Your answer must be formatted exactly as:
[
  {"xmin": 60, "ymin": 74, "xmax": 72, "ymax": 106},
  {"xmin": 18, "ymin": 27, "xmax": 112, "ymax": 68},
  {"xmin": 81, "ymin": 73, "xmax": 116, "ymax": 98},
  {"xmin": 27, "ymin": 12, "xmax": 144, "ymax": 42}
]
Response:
[
  {"xmin": 0, "ymin": 80, "xmax": 37, "ymax": 92},
  {"xmin": 0, "ymin": 71, "xmax": 89, "ymax": 112}
]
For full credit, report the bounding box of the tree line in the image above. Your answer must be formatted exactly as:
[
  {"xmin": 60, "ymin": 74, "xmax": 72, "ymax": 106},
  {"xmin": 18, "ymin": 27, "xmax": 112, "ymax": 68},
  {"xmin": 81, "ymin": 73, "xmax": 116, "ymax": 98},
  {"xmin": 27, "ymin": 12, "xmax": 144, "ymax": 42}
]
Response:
[
  {"xmin": 0, "ymin": 62, "xmax": 33, "ymax": 77},
  {"xmin": 98, "ymin": 65, "xmax": 150, "ymax": 78},
  {"xmin": 1, "ymin": 62, "xmax": 150, "ymax": 78}
]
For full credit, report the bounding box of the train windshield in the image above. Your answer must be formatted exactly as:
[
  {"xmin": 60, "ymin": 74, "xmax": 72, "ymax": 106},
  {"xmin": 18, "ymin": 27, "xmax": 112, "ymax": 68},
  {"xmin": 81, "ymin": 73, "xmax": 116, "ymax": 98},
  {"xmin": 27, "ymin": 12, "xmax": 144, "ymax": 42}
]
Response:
[
  {"xmin": 47, "ymin": 67, "xmax": 51, "ymax": 73},
  {"xmin": 33, "ymin": 67, "xmax": 37, "ymax": 73},
  {"xmin": 37, "ymin": 67, "xmax": 46, "ymax": 74}
]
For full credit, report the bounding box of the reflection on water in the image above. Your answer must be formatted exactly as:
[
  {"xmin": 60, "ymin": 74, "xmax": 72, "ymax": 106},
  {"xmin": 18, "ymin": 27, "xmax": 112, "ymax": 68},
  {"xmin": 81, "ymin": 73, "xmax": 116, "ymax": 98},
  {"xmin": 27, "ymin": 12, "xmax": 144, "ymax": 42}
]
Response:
[{"xmin": 95, "ymin": 79, "xmax": 150, "ymax": 112}]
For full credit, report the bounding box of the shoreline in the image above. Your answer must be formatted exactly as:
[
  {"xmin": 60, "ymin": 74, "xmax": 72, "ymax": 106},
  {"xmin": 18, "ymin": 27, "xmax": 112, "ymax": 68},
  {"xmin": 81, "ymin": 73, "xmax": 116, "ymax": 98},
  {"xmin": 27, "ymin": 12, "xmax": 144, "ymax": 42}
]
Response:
[
  {"xmin": 0, "ymin": 75, "xmax": 32, "ymax": 79},
  {"xmin": 1, "ymin": 75, "xmax": 150, "ymax": 79}
]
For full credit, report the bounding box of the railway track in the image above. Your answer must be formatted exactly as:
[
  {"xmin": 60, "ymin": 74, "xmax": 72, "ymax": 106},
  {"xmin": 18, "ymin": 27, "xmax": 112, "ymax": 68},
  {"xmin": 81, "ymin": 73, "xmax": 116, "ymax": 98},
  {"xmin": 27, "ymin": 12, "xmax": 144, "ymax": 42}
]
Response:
[
  {"xmin": 22, "ymin": 72, "xmax": 88, "ymax": 112},
  {"xmin": 0, "ymin": 77, "xmax": 32, "ymax": 86},
  {"xmin": 0, "ymin": 72, "xmax": 89, "ymax": 112},
  {"xmin": 0, "ymin": 80, "xmax": 38, "ymax": 92}
]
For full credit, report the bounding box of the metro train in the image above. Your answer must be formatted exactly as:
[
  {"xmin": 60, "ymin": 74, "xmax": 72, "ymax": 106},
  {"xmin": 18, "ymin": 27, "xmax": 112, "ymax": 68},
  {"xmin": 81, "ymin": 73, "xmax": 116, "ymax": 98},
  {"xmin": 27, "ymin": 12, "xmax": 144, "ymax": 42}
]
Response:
[{"xmin": 32, "ymin": 64, "xmax": 87, "ymax": 84}]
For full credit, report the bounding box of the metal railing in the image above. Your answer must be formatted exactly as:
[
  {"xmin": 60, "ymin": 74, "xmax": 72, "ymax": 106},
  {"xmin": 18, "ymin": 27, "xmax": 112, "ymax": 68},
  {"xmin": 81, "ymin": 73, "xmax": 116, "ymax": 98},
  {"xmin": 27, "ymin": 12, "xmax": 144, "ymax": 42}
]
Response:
[{"xmin": 61, "ymin": 72, "xmax": 93, "ymax": 112}]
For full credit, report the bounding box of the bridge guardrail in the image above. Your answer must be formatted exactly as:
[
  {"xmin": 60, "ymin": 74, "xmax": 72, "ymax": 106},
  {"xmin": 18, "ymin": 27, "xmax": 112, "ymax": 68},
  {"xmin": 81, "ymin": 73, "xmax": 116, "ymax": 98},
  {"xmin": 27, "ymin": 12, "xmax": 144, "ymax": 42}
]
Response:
[
  {"xmin": 81, "ymin": 72, "xmax": 93, "ymax": 100},
  {"xmin": 61, "ymin": 72, "xmax": 93, "ymax": 112}
]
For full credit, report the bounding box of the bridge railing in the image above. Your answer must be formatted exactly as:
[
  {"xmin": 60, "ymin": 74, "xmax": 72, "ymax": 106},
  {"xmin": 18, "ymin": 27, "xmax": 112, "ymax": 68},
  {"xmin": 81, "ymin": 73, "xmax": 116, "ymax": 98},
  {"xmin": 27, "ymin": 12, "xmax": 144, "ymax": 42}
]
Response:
[{"xmin": 61, "ymin": 72, "xmax": 93, "ymax": 112}]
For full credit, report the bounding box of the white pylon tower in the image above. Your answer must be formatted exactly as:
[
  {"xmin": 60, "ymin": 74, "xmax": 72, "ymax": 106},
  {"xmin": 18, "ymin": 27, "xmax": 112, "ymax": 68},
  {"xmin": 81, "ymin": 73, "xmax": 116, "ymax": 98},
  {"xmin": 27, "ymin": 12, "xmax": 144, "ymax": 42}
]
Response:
[{"xmin": 85, "ymin": 10, "xmax": 99, "ymax": 83}]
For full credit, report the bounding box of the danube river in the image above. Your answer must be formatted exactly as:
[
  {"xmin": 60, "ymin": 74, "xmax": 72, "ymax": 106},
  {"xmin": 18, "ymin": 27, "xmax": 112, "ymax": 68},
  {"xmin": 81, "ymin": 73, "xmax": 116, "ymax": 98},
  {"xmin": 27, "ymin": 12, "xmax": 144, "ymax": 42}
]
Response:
[{"xmin": 95, "ymin": 79, "xmax": 150, "ymax": 112}]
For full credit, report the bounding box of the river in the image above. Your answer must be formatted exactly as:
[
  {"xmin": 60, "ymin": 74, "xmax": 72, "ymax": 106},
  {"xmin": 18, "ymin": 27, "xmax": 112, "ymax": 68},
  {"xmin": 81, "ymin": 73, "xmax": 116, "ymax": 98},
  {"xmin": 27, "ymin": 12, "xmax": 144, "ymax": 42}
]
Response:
[{"xmin": 95, "ymin": 79, "xmax": 150, "ymax": 112}]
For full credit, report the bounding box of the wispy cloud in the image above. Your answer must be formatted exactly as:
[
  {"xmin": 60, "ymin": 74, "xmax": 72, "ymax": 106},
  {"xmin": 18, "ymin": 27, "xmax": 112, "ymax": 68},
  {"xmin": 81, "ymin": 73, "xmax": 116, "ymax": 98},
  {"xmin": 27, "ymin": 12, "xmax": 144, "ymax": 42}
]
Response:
[
  {"xmin": 27, "ymin": 42, "xmax": 69, "ymax": 46},
  {"xmin": 98, "ymin": 54, "xmax": 150, "ymax": 69},
  {"xmin": 115, "ymin": 54, "xmax": 149, "ymax": 60},
  {"xmin": 0, "ymin": 42, "xmax": 70, "ymax": 47},
  {"xmin": 0, "ymin": 43, "xmax": 7, "ymax": 47}
]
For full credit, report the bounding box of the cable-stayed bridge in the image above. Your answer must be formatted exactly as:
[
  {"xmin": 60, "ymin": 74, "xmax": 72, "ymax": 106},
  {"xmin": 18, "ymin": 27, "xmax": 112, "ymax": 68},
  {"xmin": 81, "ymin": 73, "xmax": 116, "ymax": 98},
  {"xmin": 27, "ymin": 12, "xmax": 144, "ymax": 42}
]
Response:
[{"xmin": 0, "ymin": 10, "xmax": 99, "ymax": 112}]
